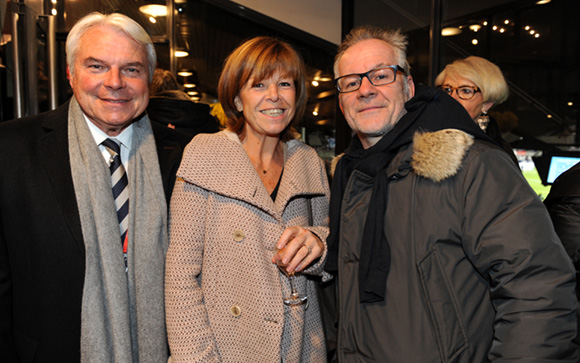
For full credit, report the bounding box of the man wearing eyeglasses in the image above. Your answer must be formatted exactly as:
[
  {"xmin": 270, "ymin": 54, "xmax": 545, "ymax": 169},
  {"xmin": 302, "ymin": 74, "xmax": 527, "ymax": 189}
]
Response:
[{"xmin": 324, "ymin": 25, "xmax": 578, "ymax": 362}]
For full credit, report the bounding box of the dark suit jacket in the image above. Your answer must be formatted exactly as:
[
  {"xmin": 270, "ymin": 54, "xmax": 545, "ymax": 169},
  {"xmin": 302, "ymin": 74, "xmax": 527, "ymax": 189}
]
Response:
[{"xmin": 0, "ymin": 101, "xmax": 192, "ymax": 362}]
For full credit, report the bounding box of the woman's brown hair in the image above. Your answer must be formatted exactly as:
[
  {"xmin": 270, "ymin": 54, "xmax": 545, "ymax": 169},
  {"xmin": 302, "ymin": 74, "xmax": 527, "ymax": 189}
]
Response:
[{"xmin": 217, "ymin": 36, "xmax": 307, "ymax": 141}]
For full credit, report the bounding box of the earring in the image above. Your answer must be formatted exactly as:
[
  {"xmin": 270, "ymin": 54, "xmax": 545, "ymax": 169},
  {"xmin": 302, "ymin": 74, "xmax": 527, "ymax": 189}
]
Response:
[{"xmin": 476, "ymin": 110, "xmax": 490, "ymax": 131}]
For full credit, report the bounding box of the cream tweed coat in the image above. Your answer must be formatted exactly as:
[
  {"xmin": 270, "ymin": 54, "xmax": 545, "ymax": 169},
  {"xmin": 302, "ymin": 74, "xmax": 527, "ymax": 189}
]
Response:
[{"xmin": 166, "ymin": 131, "xmax": 330, "ymax": 363}]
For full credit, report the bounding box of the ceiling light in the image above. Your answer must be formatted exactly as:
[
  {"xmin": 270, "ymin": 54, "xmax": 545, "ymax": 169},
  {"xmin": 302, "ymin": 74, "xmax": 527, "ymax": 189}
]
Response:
[
  {"xmin": 568, "ymin": 102, "xmax": 574, "ymax": 107},
  {"xmin": 483, "ymin": 21, "xmax": 488, "ymax": 26},
  {"xmin": 504, "ymin": 19, "xmax": 510, "ymax": 25},
  {"xmin": 139, "ymin": 4, "xmax": 167, "ymax": 17},
  {"xmin": 525, "ymin": 25, "xmax": 531, "ymax": 30},
  {"xmin": 174, "ymin": 50, "xmax": 189, "ymax": 58},
  {"xmin": 534, "ymin": 33, "xmax": 540, "ymax": 38},
  {"xmin": 441, "ymin": 27, "xmax": 462, "ymax": 36},
  {"xmin": 312, "ymin": 71, "xmax": 333, "ymax": 83},
  {"xmin": 492, "ymin": 25, "xmax": 498, "ymax": 31},
  {"xmin": 536, "ymin": 0, "xmax": 551, "ymax": 4},
  {"xmin": 469, "ymin": 24, "xmax": 481, "ymax": 32},
  {"xmin": 149, "ymin": 17, "xmax": 156, "ymax": 24},
  {"xmin": 499, "ymin": 28, "xmax": 505, "ymax": 33},
  {"xmin": 547, "ymin": 114, "xmax": 552, "ymax": 118},
  {"xmin": 472, "ymin": 39, "xmax": 479, "ymax": 45},
  {"xmin": 312, "ymin": 103, "xmax": 320, "ymax": 117},
  {"xmin": 183, "ymin": 83, "xmax": 196, "ymax": 88},
  {"xmin": 178, "ymin": 71, "xmax": 193, "ymax": 77},
  {"xmin": 187, "ymin": 91, "xmax": 199, "ymax": 95},
  {"xmin": 311, "ymin": 80, "xmax": 319, "ymax": 87}
]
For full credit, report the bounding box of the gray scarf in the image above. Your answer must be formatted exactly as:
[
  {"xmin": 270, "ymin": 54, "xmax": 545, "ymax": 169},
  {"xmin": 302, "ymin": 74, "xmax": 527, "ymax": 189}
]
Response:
[{"xmin": 68, "ymin": 98, "xmax": 169, "ymax": 362}]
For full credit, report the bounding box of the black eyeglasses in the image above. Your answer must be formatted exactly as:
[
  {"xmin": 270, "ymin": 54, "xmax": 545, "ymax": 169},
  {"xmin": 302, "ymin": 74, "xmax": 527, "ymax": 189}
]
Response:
[
  {"xmin": 334, "ymin": 65, "xmax": 407, "ymax": 93},
  {"xmin": 437, "ymin": 85, "xmax": 481, "ymax": 100}
]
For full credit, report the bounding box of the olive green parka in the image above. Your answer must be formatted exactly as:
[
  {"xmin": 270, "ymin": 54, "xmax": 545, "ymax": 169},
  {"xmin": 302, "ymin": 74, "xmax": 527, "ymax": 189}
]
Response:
[{"xmin": 335, "ymin": 129, "xmax": 578, "ymax": 362}]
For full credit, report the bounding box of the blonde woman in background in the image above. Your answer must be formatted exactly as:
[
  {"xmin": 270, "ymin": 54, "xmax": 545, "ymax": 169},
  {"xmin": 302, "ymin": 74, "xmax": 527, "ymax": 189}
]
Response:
[{"xmin": 436, "ymin": 56, "xmax": 518, "ymax": 166}]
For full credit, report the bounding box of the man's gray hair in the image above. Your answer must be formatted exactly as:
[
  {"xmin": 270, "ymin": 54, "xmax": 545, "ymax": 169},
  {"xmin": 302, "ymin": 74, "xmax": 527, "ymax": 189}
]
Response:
[
  {"xmin": 66, "ymin": 12, "xmax": 156, "ymax": 83},
  {"xmin": 334, "ymin": 25, "xmax": 410, "ymax": 78}
]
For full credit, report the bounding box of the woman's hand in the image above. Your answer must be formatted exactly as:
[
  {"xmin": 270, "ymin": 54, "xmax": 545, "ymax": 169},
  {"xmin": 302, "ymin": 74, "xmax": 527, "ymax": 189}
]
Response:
[{"xmin": 272, "ymin": 226, "xmax": 324, "ymax": 273}]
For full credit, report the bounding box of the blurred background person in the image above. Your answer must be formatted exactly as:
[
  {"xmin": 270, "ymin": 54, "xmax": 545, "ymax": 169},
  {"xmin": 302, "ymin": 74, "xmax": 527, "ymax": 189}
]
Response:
[
  {"xmin": 436, "ymin": 56, "xmax": 518, "ymax": 166},
  {"xmin": 545, "ymin": 160, "xmax": 580, "ymax": 283},
  {"xmin": 149, "ymin": 68, "xmax": 182, "ymax": 96},
  {"xmin": 544, "ymin": 161, "xmax": 580, "ymax": 296},
  {"xmin": 544, "ymin": 161, "xmax": 580, "ymax": 344},
  {"xmin": 147, "ymin": 68, "xmax": 220, "ymax": 137},
  {"xmin": 165, "ymin": 36, "xmax": 329, "ymax": 362}
]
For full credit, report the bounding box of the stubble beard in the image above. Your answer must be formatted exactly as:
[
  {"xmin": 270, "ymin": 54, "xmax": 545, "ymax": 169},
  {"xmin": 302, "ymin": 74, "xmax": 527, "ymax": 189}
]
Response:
[
  {"xmin": 367, "ymin": 80, "xmax": 412, "ymax": 138},
  {"xmin": 367, "ymin": 106, "xmax": 408, "ymax": 138}
]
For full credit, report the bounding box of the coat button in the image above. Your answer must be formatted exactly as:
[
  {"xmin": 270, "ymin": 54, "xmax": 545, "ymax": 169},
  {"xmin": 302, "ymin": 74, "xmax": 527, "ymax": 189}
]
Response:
[
  {"xmin": 231, "ymin": 305, "xmax": 241, "ymax": 317},
  {"xmin": 233, "ymin": 230, "xmax": 245, "ymax": 242}
]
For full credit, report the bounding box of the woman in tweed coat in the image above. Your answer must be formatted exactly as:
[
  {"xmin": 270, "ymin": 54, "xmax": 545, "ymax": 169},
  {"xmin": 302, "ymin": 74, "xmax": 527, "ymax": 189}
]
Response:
[{"xmin": 165, "ymin": 36, "xmax": 330, "ymax": 362}]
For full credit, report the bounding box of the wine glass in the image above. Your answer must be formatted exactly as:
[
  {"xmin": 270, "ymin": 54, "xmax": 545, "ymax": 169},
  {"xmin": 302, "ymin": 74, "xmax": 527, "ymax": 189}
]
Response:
[{"xmin": 276, "ymin": 247, "xmax": 308, "ymax": 306}]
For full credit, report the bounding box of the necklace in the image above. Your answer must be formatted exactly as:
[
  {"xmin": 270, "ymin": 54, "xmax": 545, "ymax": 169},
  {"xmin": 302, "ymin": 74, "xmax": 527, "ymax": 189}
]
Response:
[{"xmin": 246, "ymin": 140, "xmax": 282, "ymax": 176}]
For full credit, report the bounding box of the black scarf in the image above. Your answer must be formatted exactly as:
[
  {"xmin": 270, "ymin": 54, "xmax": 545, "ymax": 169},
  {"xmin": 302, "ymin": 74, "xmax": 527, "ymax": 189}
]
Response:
[{"xmin": 325, "ymin": 85, "xmax": 493, "ymax": 303}]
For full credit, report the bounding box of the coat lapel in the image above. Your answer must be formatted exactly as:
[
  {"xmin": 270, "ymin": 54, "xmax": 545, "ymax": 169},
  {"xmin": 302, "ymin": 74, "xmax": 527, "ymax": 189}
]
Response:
[
  {"xmin": 273, "ymin": 139, "xmax": 327, "ymax": 211},
  {"xmin": 177, "ymin": 131, "xmax": 280, "ymax": 220},
  {"xmin": 39, "ymin": 102, "xmax": 85, "ymax": 253},
  {"xmin": 177, "ymin": 132, "xmax": 327, "ymax": 222},
  {"xmin": 150, "ymin": 122, "xmax": 192, "ymax": 203}
]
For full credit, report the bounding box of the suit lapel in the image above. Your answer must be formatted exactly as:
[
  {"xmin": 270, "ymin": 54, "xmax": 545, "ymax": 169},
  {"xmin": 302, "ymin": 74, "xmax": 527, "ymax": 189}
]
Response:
[
  {"xmin": 150, "ymin": 122, "xmax": 192, "ymax": 203},
  {"xmin": 39, "ymin": 102, "xmax": 85, "ymax": 253}
]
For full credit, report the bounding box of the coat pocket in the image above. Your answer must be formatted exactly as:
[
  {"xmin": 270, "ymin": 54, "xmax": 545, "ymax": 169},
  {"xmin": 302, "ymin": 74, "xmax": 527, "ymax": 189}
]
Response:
[{"xmin": 417, "ymin": 246, "xmax": 468, "ymax": 362}]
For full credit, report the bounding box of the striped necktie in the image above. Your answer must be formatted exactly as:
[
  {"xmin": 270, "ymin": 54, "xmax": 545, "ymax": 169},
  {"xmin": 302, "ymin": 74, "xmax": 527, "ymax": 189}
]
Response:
[{"xmin": 102, "ymin": 138, "xmax": 129, "ymax": 247}]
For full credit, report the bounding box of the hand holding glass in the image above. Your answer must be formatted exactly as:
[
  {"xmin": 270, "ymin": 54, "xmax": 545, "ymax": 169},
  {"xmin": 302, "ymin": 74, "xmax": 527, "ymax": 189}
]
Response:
[{"xmin": 276, "ymin": 246, "xmax": 307, "ymax": 306}]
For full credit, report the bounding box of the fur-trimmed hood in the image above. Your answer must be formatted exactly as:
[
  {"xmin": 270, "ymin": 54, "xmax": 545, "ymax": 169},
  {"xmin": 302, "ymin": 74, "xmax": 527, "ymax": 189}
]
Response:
[
  {"xmin": 331, "ymin": 128, "xmax": 473, "ymax": 182},
  {"xmin": 411, "ymin": 129, "xmax": 473, "ymax": 182}
]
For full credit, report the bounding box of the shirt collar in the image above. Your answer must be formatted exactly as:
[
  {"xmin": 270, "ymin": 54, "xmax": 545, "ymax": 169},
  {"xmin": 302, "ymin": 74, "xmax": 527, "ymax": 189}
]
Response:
[{"xmin": 83, "ymin": 114, "xmax": 133, "ymax": 153}]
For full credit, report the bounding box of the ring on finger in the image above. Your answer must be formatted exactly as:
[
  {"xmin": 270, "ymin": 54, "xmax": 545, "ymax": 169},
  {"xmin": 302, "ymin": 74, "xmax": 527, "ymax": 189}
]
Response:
[{"xmin": 303, "ymin": 244, "xmax": 312, "ymax": 255}]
